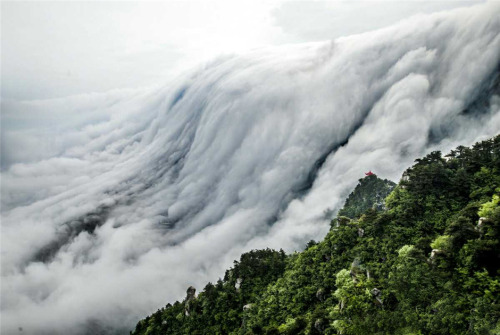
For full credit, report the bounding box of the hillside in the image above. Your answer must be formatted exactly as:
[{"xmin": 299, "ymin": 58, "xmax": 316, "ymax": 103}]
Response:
[
  {"xmin": 338, "ymin": 174, "xmax": 396, "ymax": 219},
  {"xmin": 132, "ymin": 135, "xmax": 500, "ymax": 335}
]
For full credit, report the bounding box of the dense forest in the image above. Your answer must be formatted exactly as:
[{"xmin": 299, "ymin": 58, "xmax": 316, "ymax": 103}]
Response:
[
  {"xmin": 132, "ymin": 135, "xmax": 500, "ymax": 335},
  {"xmin": 337, "ymin": 174, "xmax": 395, "ymax": 219}
]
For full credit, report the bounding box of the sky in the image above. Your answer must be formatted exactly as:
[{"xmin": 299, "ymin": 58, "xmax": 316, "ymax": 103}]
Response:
[
  {"xmin": 2, "ymin": 2, "xmax": 500, "ymax": 334},
  {"xmin": 1, "ymin": 1, "xmax": 481, "ymax": 101}
]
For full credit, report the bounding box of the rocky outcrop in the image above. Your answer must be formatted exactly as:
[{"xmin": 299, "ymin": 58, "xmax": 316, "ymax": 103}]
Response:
[
  {"xmin": 358, "ymin": 227, "xmax": 365, "ymax": 237},
  {"xmin": 371, "ymin": 288, "xmax": 383, "ymax": 307},
  {"xmin": 314, "ymin": 319, "xmax": 325, "ymax": 332},
  {"xmin": 476, "ymin": 217, "xmax": 487, "ymax": 234},
  {"xmin": 316, "ymin": 288, "xmax": 326, "ymax": 301},
  {"xmin": 185, "ymin": 286, "xmax": 196, "ymax": 316},
  {"xmin": 336, "ymin": 216, "xmax": 351, "ymax": 227},
  {"xmin": 235, "ymin": 278, "xmax": 242, "ymax": 292}
]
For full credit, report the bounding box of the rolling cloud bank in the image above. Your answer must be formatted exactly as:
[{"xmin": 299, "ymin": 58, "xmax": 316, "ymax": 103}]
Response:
[{"xmin": 2, "ymin": 3, "xmax": 500, "ymax": 334}]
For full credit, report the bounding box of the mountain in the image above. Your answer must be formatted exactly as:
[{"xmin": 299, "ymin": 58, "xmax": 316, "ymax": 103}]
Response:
[
  {"xmin": 1, "ymin": 4, "xmax": 500, "ymax": 334},
  {"xmin": 337, "ymin": 174, "xmax": 395, "ymax": 219},
  {"xmin": 132, "ymin": 135, "xmax": 500, "ymax": 335}
]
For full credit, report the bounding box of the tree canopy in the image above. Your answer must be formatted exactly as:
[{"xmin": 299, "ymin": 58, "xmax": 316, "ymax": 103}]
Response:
[{"xmin": 132, "ymin": 135, "xmax": 500, "ymax": 335}]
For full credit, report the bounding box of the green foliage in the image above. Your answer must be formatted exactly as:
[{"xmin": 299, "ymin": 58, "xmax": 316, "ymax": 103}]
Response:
[
  {"xmin": 131, "ymin": 249, "xmax": 287, "ymax": 335},
  {"xmin": 132, "ymin": 135, "xmax": 500, "ymax": 335},
  {"xmin": 479, "ymin": 194, "xmax": 500, "ymax": 218},
  {"xmin": 338, "ymin": 174, "xmax": 396, "ymax": 219},
  {"xmin": 430, "ymin": 235, "xmax": 452, "ymax": 251}
]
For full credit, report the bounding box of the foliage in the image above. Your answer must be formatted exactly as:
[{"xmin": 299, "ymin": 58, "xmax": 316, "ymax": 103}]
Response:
[
  {"xmin": 132, "ymin": 135, "xmax": 500, "ymax": 335},
  {"xmin": 338, "ymin": 174, "xmax": 396, "ymax": 219},
  {"xmin": 430, "ymin": 235, "xmax": 452, "ymax": 251}
]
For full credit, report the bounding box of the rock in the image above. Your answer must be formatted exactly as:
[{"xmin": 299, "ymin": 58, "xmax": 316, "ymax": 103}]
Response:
[
  {"xmin": 351, "ymin": 258, "xmax": 360, "ymax": 269},
  {"xmin": 371, "ymin": 288, "xmax": 381, "ymax": 297},
  {"xmin": 350, "ymin": 270, "xmax": 358, "ymax": 283},
  {"xmin": 235, "ymin": 278, "xmax": 242, "ymax": 292},
  {"xmin": 314, "ymin": 319, "xmax": 325, "ymax": 332},
  {"xmin": 186, "ymin": 286, "xmax": 196, "ymax": 300},
  {"xmin": 476, "ymin": 217, "xmax": 487, "ymax": 233},
  {"xmin": 429, "ymin": 249, "xmax": 446, "ymax": 265},
  {"xmin": 371, "ymin": 288, "xmax": 383, "ymax": 307},
  {"xmin": 358, "ymin": 227, "xmax": 365, "ymax": 237},
  {"xmin": 185, "ymin": 286, "xmax": 196, "ymax": 316},
  {"xmin": 350, "ymin": 258, "xmax": 362, "ymax": 282},
  {"xmin": 430, "ymin": 249, "xmax": 443, "ymax": 259},
  {"xmin": 401, "ymin": 172, "xmax": 409, "ymax": 183},
  {"xmin": 316, "ymin": 288, "xmax": 325, "ymax": 301},
  {"xmin": 337, "ymin": 216, "xmax": 351, "ymax": 226}
]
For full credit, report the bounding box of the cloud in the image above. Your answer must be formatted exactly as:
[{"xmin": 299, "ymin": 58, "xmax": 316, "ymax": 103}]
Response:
[
  {"xmin": 271, "ymin": 1, "xmax": 479, "ymax": 43},
  {"xmin": 1, "ymin": 3, "xmax": 500, "ymax": 334},
  {"xmin": 1, "ymin": 1, "xmax": 479, "ymax": 101}
]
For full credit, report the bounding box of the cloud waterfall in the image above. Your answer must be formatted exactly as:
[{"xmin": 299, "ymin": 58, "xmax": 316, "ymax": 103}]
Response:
[{"xmin": 2, "ymin": 3, "xmax": 500, "ymax": 334}]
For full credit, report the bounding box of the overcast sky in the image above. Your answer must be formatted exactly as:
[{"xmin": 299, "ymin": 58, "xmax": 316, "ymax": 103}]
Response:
[
  {"xmin": 2, "ymin": 2, "xmax": 499, "ymax": 334},
  {"xmin": 1, "ymin": 1, "xmax": 480, "ymax": 101}
]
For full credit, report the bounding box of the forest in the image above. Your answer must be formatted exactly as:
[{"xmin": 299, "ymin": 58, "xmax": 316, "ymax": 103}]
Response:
[{"xmin": 132, "ymin": 135, "xmax": 500, "ymax": 335}]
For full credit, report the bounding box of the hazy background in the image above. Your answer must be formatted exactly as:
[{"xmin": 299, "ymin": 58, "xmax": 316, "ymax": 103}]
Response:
[{"xmin": 2, "ymin": 1, "xmax": 480, "ymax": 101}]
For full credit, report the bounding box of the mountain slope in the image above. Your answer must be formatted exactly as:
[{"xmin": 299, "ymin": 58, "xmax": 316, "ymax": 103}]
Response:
[
  {"xmin": 338, "ymin": 174, "xmax": 395, "ymax": 219},
  {"xmin": 1, "ymin": 4, "xmax": 500, "ymax": 334},
  {"xmin": 133, "ymin": 135, "xmax": 500, "ymax": 335}
]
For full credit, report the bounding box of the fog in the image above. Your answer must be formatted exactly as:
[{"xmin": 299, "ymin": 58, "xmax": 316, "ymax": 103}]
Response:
[{"xmin": 1, "ymin": 2, "xmax": 500, "ymax": 334}]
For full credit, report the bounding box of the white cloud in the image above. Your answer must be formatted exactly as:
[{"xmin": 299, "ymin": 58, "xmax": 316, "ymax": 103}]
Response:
[
  {"xmin": 1, "ymin": 1, "xmax": 479, "ymax": 100},
  {"xmin": 1, "ymin": 2, "xmax": 500, "ymax": 334}
]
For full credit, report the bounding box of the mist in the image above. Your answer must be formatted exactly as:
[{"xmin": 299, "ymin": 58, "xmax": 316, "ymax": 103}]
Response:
[{"xmin": 1, "ymin": 2, "xmax": 500, "ymax": 334}]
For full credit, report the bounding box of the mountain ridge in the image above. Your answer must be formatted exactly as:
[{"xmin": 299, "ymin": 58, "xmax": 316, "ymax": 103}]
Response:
[{"xmin": 132, "ymin": 135, "xmax": 500, "ymax": 335}]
